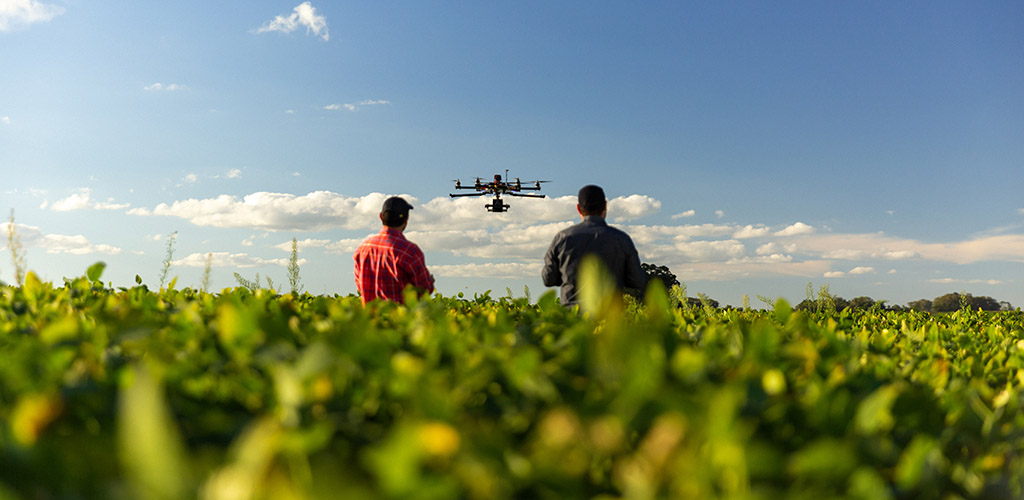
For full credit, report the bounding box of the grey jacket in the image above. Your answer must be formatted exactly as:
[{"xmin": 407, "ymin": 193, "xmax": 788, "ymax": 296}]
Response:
[{"xmin": 542, "ymin": 216, "xmax": 646, "ymax": 306}]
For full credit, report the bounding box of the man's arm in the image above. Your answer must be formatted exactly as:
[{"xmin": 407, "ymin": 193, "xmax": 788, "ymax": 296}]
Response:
[
  {"xmin": 353, "ymin": 251, "xmax": 363, "ymax": 293},
  {"xmin": 542, "ymin": 236, "xmax": 563, "ymax": 287},
  {"xmin": 622, "ymin": 237, "xmax": 646, "ymax": 291},
  {"xmin": 404, "ymin": 246, "xmax": 435, "ymax": 294}
]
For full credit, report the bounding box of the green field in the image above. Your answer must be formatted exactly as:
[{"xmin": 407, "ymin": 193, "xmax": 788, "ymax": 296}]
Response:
[{"xmin": 1, "ymin": 266, "xmax": 1022, "ymax": 500}]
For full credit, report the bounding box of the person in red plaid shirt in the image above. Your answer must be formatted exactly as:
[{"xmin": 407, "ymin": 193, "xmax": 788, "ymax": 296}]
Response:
[{"xmin": 353, "ymin": 196, "xmax": 435, "ymax": 304}]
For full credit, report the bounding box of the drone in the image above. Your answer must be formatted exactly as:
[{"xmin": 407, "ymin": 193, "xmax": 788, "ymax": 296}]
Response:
[{"xmin": 450, "ymin": 169, "xmax": 549, "ymax": 212}]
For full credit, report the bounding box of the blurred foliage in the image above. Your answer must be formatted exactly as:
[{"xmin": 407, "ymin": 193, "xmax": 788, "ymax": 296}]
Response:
[{"xmin": 1, "ymin": 264, "xmax": 1023, "ymax": 499}]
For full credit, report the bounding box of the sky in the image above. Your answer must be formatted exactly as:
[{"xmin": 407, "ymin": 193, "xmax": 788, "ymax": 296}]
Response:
[{"xmin": 2, "ymin": 1, "xmax": 1023, "ymax": 307}]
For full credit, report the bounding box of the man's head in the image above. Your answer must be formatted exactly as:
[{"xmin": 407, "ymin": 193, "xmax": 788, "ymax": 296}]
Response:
[
  {"xmin": 380, "ymin": 196, "xmax": 413, "ymax": 229},
  {"xmin": 577, "ymin": 185, "xmax": 607, "ymax": 217}
]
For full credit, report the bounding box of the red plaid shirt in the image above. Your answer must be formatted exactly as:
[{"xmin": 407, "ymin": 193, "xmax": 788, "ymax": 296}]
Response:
[{"xmin": 353, "ymin": 227, "xmax": 434, "ymax": 304}]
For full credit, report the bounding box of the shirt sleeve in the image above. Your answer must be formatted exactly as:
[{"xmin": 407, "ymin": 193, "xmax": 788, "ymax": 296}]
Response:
[
  {"xmin": 404, "ymin": 245, "xmax": 435, "ymax": 294},
  {"xmin": 353, "ymin": 248, "xmax": 362, "ymax": 291},
  {"xmin": 622, "ymin": 236, "xmax": 646, "ymax": 291},
  {"xmin": 542, "ymin": 235, "xmax": 563, "ymax": 287}
]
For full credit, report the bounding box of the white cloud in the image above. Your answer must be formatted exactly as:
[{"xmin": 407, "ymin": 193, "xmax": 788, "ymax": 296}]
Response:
[
  {"xmin": 625, "ymin": 224, "xmax": 736, "ymax": 246},
  {"xmin": 127, "ymin": 191, "xmax": 655, "ymax": 233},
  {"xmin": 824, "ymin": 271, "xmax": 846, "ymax": 278},
  {"xmin": 1, "ymin": 116, "xmax": 10, "ymax": 125},
  {"xmin": 1018, "ymin": 208, "xmax": 1024, "ymax": 215},
  {"xmin": 1, "ymin": 222, "xmax": 122, "ymax": 255},
  {"xmin": 285, "ymin": 109, "xmax": 295, "ymax": 114},
  {"xmin": 324, "ymin": 100, "xmax": 392, "ymax": 112},
  {"xmin": 671, "ymin": 210, "xmax": 695, "ymax": 219},
  {"xmin": 130, "ymin": 191, "xmax": 395, "ymax": 232},
  {"xmin": 715, "ymin": 210, "xmax": 725, "ymax": 218},
  {"xmin": 732, "ymin": 225, "xmax": 771, "ymax": 239},
  {"xmin": 790, "ymin": 233, "xmax": 1024, "ymax": 265},
  {"xmin": 668, "ymin": 239, "xmax": 746, "ymax": 263},
  {"xmin": 50, "ymin": 190, "xmax": 91, "ymax": 211},
  {"xmin": 848, "ymin": 266, "xmax": 876, "ymax": 275},
  {"xmin": 0, "ymin": 0, "xmax": 64, "ymax": 31},
  {"xmin": 432, "ymin": 262, "xmax": 542, "ymax": 279},
  {"xmin": 608, "ymin": 195, "xmax": 660, "ymax": 222},
  {"xmin": 144, "ymin": 83, "xmax": 187, "ymax": 92},
  {"xmin": 754, "ymin": 242, "xmax": 796, "ymax": 256},
  {"xmin": 49, "ymin": 188, "xmax": 129, "ymax": 212},
  {"xmin": 821, "ymin": 248, "xmax": 917, "ymax": 260},
  {"xmin": 927, "ymin": 278, "xmax": 1005, "ymax": 285},
  {"xmin": 173, "ymin": 252, "xmax": 306, "ymax": 269},
  {"xmin": 226, "ymin": 168, "xmax": 242, "ymax": 179},
  {"xmin": 254, "ymin": 1, "xmax": 329, "ymax": 41},
  {"xmin": 774, "ymin": 222, "xmax": 815, "ymax": 237},
  {"xmin": 666, "ymin": 260, "xmax": 833, "ymax": 281},
  {"xmin": 273, "ymin": 238, "xmax": 332, "ymax": 251},
  {"xmin": 183, "ymin": 173, "xmax": 198, "ymax": 184}
]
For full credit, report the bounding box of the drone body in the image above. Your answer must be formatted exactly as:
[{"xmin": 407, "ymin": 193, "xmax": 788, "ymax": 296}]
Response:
[{"xmin": 450, "ymin": 170, "xmax": 548, "ymax": 212}]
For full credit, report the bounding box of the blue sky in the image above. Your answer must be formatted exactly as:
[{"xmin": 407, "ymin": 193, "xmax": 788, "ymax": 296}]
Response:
[{"xmin": 2, "ymin": 1, "xmax": 1023, "ymax": 307}]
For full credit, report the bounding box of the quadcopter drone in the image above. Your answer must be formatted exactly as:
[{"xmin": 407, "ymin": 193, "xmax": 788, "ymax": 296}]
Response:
[{"xmin": 450, "ymin": 169, "xmax": 549, "ymax": 212}]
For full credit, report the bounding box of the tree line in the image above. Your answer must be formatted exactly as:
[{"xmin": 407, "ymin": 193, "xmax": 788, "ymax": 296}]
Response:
[{"xmin": 642, "ymin": 263, "xmax": 1015, "ymax": 312}]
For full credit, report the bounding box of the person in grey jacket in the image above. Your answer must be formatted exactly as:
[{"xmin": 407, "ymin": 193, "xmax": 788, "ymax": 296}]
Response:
[{"xmin": 542, "ymin": 185, "xmax": 646, "ymax": 307}]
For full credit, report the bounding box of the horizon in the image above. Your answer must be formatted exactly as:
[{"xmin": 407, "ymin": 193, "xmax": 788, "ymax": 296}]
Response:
[{"xmin": 2, "ymin": 1, "xmax": 1022, "ymax": 308}]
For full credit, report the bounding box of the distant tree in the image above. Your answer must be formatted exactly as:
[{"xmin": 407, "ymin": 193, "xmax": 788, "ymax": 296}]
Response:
[
  {"xmin": 641, "ymin": 263, "xmax": 679, "ymax": 290},
  {"xmin": 932, "ymin": 293, "xmax": 961, "ymax": 312},
  {"xmin": 931, "ymin": 292, "xmax": 1002, "ymax": 312},
  {"xmin": 1000, "ymin": 301, "xmax": 1015, "ymax": 312},
  {"xmin": 968, "ymin": 294, "xmax": 1001, "ymax": 311},
  {"xmin": 907, "ymin": 299, "xmax": 932, "ymax": 312},
  {"xmin": 848, "ymin": 296, "xmax": 876, "ymax": 310},
  {"xmin": 686, "ymin": 296, "xmax": 719, "ymax": 309},
  {"xmin": 794, "ymin": 299, "xmax": 815, "ymax": 312}
]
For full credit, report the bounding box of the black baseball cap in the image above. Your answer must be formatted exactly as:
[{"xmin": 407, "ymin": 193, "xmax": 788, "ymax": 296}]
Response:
[
  {"xmin": 578, "ymin": 185, "xmax": 606, "ymax": 212},
  {"xmin": 382, "ymin": 196, "xmax": 413, "ymax": 217}
]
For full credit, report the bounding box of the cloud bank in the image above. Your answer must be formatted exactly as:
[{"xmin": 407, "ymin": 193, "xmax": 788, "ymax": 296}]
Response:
[{"xmin": 124, "ymin": 190, "xmax": 1024, "ymax": 285}]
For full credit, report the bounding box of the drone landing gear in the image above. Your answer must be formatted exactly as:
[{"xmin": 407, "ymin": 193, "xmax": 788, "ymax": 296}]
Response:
[{"xmin": 486, "ymin": 199, "xmax": 509, "ymax": 213}]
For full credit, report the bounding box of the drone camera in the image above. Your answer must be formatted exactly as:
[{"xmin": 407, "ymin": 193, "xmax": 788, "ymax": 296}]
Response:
[{"xmin": 486, "ymin": 199, "xmax": 509, "ymax": 213}]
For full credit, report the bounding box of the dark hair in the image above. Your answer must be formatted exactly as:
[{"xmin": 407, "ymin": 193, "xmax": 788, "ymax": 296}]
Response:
[
  {"xmin": 381, "ymin": 211, "xmax": 407, "ymax": 227},
  {"xmin": 577, "ymin": 184, "xmax": 607, "ymax": 215}
]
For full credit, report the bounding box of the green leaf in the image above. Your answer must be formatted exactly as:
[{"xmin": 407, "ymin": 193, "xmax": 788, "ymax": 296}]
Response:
[
  {"xmin": 894, "ymin": 435, "xmax": 942, "ymax": 490},
  {"xmin": 578, "ymin": 255, "xmax": 618, "ymax": 317},
  {"xmin": 86, "ymin": 261, "xmax": 106, "ymax": 282},
  {"xmin": 118, "ymin": 365, "xmax": 190, "ymax": 500},
  {"xmin": 787, "ymin": 438, "xmax": 858, "ymax": 481},
  {"xmin": 855, "ymin": 384, "xmax": 901, "ymax": 434},
  {"xmin": 40, "ymin": 316, "xmax": 78, "ymax": 345},
  {"xmin": 848, "ymin": 467, "xmax": 894, "ymax": 500},
  {"xmin": 135, "ymin": 274, "xmax": 142, "ymax": 285}
]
